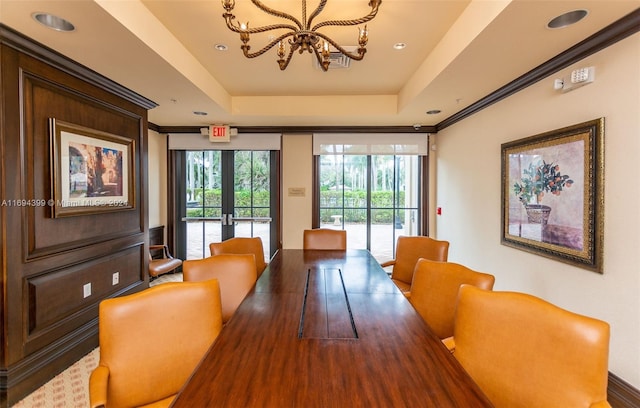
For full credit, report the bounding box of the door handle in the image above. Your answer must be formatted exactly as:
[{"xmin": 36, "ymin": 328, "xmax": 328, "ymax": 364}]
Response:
[
  {"xmin": 181, "ymin": 216, "xmax": 224, "ymax": 222},
  {"xmin": 232, "ymin": 217, "xmax": 272, "ymax": 223},
  {"xmin": 220, "ymin": 213, "xmax": 234, "ymax": 225}
]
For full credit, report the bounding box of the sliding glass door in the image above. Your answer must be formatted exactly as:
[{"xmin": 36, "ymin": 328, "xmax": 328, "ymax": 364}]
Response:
[
  {"xmin": 314, "ymin": 133, "xmax": 428, "ymax": 263},
  {"xmin": 318, "ymin": 154, "xmax": 421, "ymax": 263}
]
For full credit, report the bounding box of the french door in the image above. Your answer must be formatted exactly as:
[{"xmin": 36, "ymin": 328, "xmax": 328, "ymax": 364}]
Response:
[{"xmin": 175, "ymin": 150, "xmax": 277, "ymax": 260}]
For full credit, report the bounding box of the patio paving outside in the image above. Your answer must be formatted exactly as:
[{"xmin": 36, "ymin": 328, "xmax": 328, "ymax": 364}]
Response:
[{"xmin": 186, "ymin": 222, "xmax": 411, "ymax": 265}]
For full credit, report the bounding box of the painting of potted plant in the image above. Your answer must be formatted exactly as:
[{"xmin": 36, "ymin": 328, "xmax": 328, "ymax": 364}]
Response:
[
  {"xmin": 513, "ymin": 160, "xmax": 573, "ymax": 224},
  {"xmin": 501, "ymin": 118, "xmax": 604, "ymax": 273}
]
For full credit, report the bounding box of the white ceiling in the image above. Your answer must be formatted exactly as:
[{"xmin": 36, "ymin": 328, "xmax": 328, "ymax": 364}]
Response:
[{"xmin": 1, "ymin": 0, "xmax": 638, "ymax": 128}]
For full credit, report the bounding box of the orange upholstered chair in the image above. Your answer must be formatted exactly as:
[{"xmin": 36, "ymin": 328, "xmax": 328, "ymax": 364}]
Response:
[
  {"xmin": 303, "ymin": 228, "xmax": 347, "ymax": 250},
  {"xmin": 409, "ymin": 259, "xmax": 494, "ymax": 344},
  {"xmin": 381, "ymin": 235, "xmax": 449, "ymax": 295},
  {"xmin": 89, "ymin": 280, "xmax": 223, "ymax": 408},
  {"xmin": 209, "ymin": 237, "xmax": 268, "ymax": 277},
  {"xmin": 451, "ymin": 285, "xmax": 611, "ymax": 408},
  {"xmin": 183, "ymin": 254, "xmax": 257, "ymax": 323}
]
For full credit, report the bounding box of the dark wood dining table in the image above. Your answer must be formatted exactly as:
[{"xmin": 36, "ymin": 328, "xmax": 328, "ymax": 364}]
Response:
[{"xmin": 171, "ymin": 249, "xmax": 493, "ymax": 407}]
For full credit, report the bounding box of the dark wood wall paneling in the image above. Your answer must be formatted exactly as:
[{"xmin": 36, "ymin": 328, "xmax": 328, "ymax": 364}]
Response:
[
  {"xmin": 0, "ymin": 25, "xmax": 155, "ymax": 406},
  {"xmin": 149, "ymin": 225, "xmax": 165, "ymax": 259},
  {"xmin": 149, "ymin": 225, "xmax": 165, "ymax": 245},
  {"xmin": 608, "ymin": 373, "xmax": 640, "ymax": 408}
]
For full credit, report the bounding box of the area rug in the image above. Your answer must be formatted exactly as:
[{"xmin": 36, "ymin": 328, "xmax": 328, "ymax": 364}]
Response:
[{"xmin": 11, "ymin": 348, "xmax": 99, "ymax": 408}]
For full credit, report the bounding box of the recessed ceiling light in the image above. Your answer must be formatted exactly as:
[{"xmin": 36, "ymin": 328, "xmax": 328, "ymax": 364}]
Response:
[
  {"xmin": 32, "ymin": 12, "xmax": 75, "ymax": 32},
  {"xmin": 547, "ymin": 9, "xmax": 588, "ymax": 29},
  {"xmin": 393, "ymin": 42, "xmax": 406, "ymax": 50},
  {"xmin": 215, "ymin": 44, "xmax": 228, "ymax": 51},
  {"xmin": 426, "ymin": 110, "xmax": 441, "ymax": 115},
  {"xmin": 193, "ymin": 111, "xmax": 208, "ymax": 116}
]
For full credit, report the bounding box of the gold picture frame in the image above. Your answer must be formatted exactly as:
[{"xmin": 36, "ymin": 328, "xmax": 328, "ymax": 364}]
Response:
[
  {"xmin": 49, "ymin": 118, "xmax": 135, "ymax": 217},
  {"xmin": 501, "ymin": 118, "xmax": 604, "ymax": 273}
]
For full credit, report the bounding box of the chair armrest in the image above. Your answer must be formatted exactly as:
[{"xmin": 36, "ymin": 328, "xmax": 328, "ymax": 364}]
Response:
[
  {"xmin": 380, "ymin": 260, "xmax": 396, "ymax": 268},
  {"xmin": 590, "ymin": 401, "xmax": 612, "ymax": 408},
  {"xmin": 149, "ymin": 244, "xmax": 174, "ymax": 259},
  {"xmin": 441, "ymin": 336, "xmax": 455, "ymax": 353},
  {"xmin": 89, "ymin": 365, "xmax": 110, "ymax": 408}
]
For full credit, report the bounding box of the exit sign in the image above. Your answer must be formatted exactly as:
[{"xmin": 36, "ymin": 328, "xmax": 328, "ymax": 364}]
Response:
[{"xmin": 209, "ymin": 125, "xmax": 230, "ymax": 142}]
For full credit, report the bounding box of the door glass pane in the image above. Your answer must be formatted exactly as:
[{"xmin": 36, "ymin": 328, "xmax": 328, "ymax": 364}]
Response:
[
  {"xmin": 233, "ymin": 151, "xmax": 271, "ymax": 263},
  {"xmin": 318, "ymin": 153, "xmax": 420, "ymax": 263},
  {"xmin": 319, "ymin": 154, "xmax": 345, "ymax": 229},
  {"xmin": 345, "ymin": 209, "xmax": 367, "ymax": 250},
  {"xmin": 185, "ymin": 151, "xmax": 222, "ymax": 259},
  {"xmin": 395, "ymin": 156, "xmax": 420, "ymax": 236},
  {"xmin": 370, "ymin": 210, "xmax": 396, "ymax": 262},
  {"xmin": 373, "ymin": 155, "xmax": 420, "ymax": 264}
]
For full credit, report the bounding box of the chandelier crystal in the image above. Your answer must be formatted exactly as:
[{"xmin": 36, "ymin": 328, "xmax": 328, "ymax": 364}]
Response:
[{"xmin": 221, "ymin": 0, "xmax": 382, "ymax": 71}]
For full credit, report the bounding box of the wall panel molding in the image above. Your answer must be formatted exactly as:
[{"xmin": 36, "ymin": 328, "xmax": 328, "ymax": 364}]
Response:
[
  {"xmin": 0, "ymin": 24, "xmax": 157, "ymax": 111},
  {"xmin": 608, "ymin": 372, "xmax": 640, "ymax": 408},
  {"xmin": 1, "ymin": 27, "xmax": 150, "ymax": 405}
]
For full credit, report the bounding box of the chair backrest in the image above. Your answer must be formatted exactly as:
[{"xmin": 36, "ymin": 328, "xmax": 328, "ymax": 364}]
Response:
[
  {"xmin": 209, "ymin": 237, "xmax": 267, "ymax": 277},
  {"xmin": 453, "ymin": 285, "xmax": 610, "ymax": 408},
  {"xmin": 183, "ymin": 254, "xmax": 257, "ymax": 322},
  {"xmin": 391, "ymin": 236, "xmax": 449, "ymax": 287},
  {"xmin": 96, "ymin": 280, "xmax": 223, "ymax": 407},
  {"xmin": 303, "ymin": 228, "xmax": 347, "ymax": 250},
  {"xmin": 409, "ymin": 259, "xmax": 494, "ymax": 339}
]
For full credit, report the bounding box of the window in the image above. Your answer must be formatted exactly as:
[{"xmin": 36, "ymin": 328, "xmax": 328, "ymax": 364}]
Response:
[{"xmin": 314, "ymin": 133, "xmax": 428, "ymax": 262}]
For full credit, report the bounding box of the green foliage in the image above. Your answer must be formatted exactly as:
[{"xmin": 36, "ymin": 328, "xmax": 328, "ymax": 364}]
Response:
[
  {"xmin": 186, "ymin": 188, "xmax": 223, "ymax": 206},
  {"xmin": 186, "ymin": 188, "xmax": 270, "ymax": 218},
  {"xmin": 186, "ymin": 207, "xmax": 221, "ymax": 218},
  {"xmin": 319, "ymin": 190, "xmax": 406, "ymax": 223},
  {"xmin": 513, "ymin": 160, "xmax": 573, "ymax": 205}
]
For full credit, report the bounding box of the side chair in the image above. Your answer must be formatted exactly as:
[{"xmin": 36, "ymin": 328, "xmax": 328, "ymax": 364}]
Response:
[
  {"xmin": 450, "ymin": 285, "xmax": 611, "ymax": 408},
  {"xmin": 209, "ymin": 236, "xmax": 268, "ymax": 278},
  {"xmin": 409, "ymin": 259, "xmax": 494, "ymax": 345},
  {"xmin": 303, "ymin": 228, "xmax": 347, "ymax": 250},
  {"xmin": 381, "ymin": 235, "xmax": 450, "ymax": 295},
  {"xmin": 183, "ymin": 253, "xmax": 257, "ymax": 323},
  {"xmin": 89, "ymin": 280, "xmax": 223, "ymax": 408},
  {"xmin": 148, "ymin": 244, "xmax": 182, "ymax": 280}
]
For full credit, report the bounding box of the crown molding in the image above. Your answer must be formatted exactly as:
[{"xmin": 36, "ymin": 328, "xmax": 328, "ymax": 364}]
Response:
[
  {"xmin": 0, "ymin": 24, "xmax": 158, "ymax": 110},
  {"xmin": 436, "ymin": 8, "xmax": 640, "ymax": 131}
]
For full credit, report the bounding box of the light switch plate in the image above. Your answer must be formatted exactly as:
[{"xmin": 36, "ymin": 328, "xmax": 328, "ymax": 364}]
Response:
[{"xmin": 83, "ymin": 283, "xmax": 92, "ymax": 298}]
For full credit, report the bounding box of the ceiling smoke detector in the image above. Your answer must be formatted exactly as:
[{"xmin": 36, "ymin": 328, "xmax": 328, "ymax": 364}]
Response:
[{"xmin": 313, "ymin": 46, "xmax": 357, "ymax": 70}]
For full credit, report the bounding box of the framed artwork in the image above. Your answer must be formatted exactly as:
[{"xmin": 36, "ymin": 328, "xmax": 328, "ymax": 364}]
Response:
[
  {"xmin": 501, "ymin": 118, "xmax": 604, "ymax": 273},
  {"xmin": 49, "ymin": 118, "xmax": 135, "ymax": 217}
]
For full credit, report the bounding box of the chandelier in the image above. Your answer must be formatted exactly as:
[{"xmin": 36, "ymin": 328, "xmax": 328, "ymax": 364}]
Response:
[{"xmin": 221, "ymin": 0, "xmax": 382, "ymax": 71}]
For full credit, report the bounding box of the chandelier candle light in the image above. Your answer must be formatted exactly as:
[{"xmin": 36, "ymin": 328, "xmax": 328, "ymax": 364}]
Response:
[{"xmin": 221, "ymin": 0, "xmax": 382, "ymax": 71}]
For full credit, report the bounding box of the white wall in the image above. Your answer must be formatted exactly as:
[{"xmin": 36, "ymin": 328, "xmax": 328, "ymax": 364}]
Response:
[
  {"xmin": 148, "ymin": 129, "xmax": 167, "ymax": 234},
  {"xmin": 435, "ymin": 33, "xmax": 640, "ymax": 386},
  {"xmin": 281, "ymin": 134, "xmax": 313, "ymax": 248}
]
